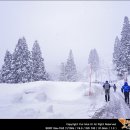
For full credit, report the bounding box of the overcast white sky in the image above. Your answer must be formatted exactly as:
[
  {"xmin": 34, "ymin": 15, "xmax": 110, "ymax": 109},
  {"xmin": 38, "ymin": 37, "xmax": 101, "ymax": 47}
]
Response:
[{"xmin": 0, "ymin": 1, "xmax": 129, "ymax": 73}]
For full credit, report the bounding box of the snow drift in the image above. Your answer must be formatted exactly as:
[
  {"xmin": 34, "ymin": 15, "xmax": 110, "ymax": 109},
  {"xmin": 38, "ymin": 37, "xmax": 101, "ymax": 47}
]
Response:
[{"xmin": 0, "ymin": 81, "xmax": 105, "ymax": 119}]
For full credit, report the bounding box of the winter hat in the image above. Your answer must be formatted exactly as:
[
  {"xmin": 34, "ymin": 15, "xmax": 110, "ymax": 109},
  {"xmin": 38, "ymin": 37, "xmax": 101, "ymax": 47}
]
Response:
[
  {"xmin": 106, "ymin": 81, "xmax": 108, "ymax": 83},
  {"xmin": 124, "ymin": 82, "xmax": 128, "ymax": 86}
]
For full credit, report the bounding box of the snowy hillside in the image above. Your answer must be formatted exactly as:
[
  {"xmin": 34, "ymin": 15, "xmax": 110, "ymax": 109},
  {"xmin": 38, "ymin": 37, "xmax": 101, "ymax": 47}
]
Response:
[{"xmin": 0, "ymin": 81, "xmax": 105, "ymax": 119}]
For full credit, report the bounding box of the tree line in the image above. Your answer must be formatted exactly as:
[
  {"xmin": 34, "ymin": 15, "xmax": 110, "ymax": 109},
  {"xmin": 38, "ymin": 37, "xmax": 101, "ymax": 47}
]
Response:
[
  {"xmin": 0, "ymin": 39, "xmax": 100, "ymax": 84},
  {"xmin": 0, "ymin": 37, "xmax": 49, "ymax": 83},
  {"xmin": 2, "ymin": 16, "xmax": 129, "ymax": 83},
  {"xmin": 59, "ymin": 49, "xmax": 99, "ymax": 82},
  {"xmin": 113, "ymin": 16, "xmax": 130, "ymax": 78}
]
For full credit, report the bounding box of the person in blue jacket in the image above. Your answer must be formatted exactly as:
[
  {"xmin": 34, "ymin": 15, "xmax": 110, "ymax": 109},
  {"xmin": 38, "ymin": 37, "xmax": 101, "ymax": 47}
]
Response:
[{"xmin": 121, "ymin": 82, "xmax": 130, "ymax": 104}]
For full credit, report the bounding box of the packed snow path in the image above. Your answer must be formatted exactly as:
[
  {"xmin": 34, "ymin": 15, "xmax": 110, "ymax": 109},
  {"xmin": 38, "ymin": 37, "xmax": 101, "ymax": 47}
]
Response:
[{"xmin": 92, "ymin": 90, "xmax": 130, "ymax": 119}]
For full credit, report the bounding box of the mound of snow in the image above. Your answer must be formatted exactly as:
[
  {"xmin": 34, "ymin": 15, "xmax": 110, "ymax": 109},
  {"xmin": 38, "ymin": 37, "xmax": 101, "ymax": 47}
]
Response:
[
  {"xmin": 35, "ymin": 92, "xmax": 47, "ymax": 102},
  {"xmin": 16, "ymin": 108, "xmax": 40, "ymax": 118},
  {"xmin": 0, "ymin": 81, "xmax": 105, "ymax": 118},
  {"xmin": 47, "ymin": 105, "xmax": 53, "ymax": 113}
]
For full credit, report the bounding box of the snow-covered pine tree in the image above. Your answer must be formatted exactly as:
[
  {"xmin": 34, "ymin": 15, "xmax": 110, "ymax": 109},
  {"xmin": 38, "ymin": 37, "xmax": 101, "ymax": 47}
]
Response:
[
  {"xmin": 88, "ymin": 49, "xmax": 99, "ymax": 72},
  {"xmin": 120, "ymin": 16, "xmax": 130, "ymax": 75},
  {"xmin": 32, "ymin": 40, "xmax": 47, "ymax": 81},
  {"xmin": 45, "ymin": 72, "xmax": 50, "ymax": 81},
  {"xmin": 11, "ymin": 37, "xmax": 32, "ymax": 83},
  {"xmin": 113, "ymin": 36, "xmax": 120, "ymax": 65},
  {"xmin": 113, "ymin": 36, "xmax": 123, "ymax": 76},
  {"xmin": 59, "ymin": 62, "xmax": 66, "ymax": 81},
  {"xmin": 93, "ymin": 49, "xmax": 99, "ymax": 71},
  {"xmin": 88, "ymin": 49, "xmax": 100, "ymax": 81},
  {"xmin": 0, "ymin": 50, "xmax": 13, "ymax": 83},
  {"xmin": 0, "ymin": 70, "xmax": 1, "ymax": 83},
  {"xmin": 65, "ymin": 50, "xmax": 77, "ymax": 82}
]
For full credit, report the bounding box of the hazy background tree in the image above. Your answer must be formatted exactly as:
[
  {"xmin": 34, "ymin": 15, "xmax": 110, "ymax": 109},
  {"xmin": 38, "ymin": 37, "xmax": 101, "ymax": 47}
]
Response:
[
  {"xmin": 59, "ymin": 62, "xmax": 66, "ymax": 81},
  {"xmin": 88, "ymin": 48, "xmax": 100, "ymax": 81},
  {"xmin": 88, "ymin": 49, "xmax": 99, "ymax": 71},
  {"xmin": 65, "ymin": 50, "xmax": 77, "ymax": 82}
]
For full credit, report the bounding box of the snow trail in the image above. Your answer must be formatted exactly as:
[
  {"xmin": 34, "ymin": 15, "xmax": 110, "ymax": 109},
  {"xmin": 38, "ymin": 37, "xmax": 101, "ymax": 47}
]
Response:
[{"xmin": 92, "ymin": 89, "xmax": 130, "ymax": 119}]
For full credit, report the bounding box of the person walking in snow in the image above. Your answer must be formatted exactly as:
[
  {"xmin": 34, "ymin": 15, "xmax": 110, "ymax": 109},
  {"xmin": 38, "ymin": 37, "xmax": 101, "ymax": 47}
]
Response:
[
  {"xmin": 113, "ymin": 84, "xmax": 117, "ymax": 92},
  {"xmin": 121, "ymin": 82, "xmax": 130, "ymax": 104},
  {"xmin": 103, "ymin": 81, "xmax": 111, "ymax": 102}
]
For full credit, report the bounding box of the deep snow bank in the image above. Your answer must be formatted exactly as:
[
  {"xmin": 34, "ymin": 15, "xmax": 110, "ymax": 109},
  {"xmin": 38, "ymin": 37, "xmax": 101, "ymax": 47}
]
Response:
[{"xmin": 0, "ymin": 81, "xmax": 105, "ymax": 118}]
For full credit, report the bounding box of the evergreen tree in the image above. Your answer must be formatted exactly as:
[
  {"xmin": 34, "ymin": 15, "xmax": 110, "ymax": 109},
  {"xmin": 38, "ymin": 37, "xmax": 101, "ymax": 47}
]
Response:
[
  {"xmin": 0, "ymin": 50, "xmax": 13, "ymax": 83},
  {"xmin": 113, "ymin": 36, "xmax": 120, "ymax": 65},
  {"xmin": 119, "ymin": 16, "xmax": 130, "ymax": 75},
  {"xmin": 113, "ymin": 36, "xmax": 123, "ymax": 75},
  {"xmin": 88, "ymin": 49, "xmax": 99, "ymax": 72},
  {"xmin": 59, "ymin": 62, "xmax": 66, "ymax": 81},
  {"xmin": 11, "ymin": 37, "xmax": 32, "ymax": 83},
  {"xmin": 65, "ymin": 50, "xmax": 77, "ymax": 82},
  {"xmin": 45, "ymin": 72, "xmax": 50, "ymax": 81},
  {"xmin": 32, "ymin": 40, "xmax": 47, "ymax": 81},
  {"xmin": 0, "ymin": 69, "xmax": 2, "ymax": 83}
]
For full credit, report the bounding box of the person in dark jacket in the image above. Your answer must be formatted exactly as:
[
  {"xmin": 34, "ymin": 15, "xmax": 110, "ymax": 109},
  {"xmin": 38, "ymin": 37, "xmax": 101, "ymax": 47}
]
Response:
[
  {"xmin": 121, "ymin": 82, "xmax": 130, "ymax": 104},
  {"xmin": 113, "ymin": 84, "xmax": 117, "ymax": 92},
  {"xmin": 103, "ymin": 81, "xmax": 111, "ymax": 102}
]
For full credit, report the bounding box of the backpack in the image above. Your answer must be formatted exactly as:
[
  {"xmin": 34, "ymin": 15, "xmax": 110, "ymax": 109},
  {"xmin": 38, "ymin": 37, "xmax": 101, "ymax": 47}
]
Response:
[{"xmin": 104, "ymin": 83, "xmax": 110, "ymax": 90}]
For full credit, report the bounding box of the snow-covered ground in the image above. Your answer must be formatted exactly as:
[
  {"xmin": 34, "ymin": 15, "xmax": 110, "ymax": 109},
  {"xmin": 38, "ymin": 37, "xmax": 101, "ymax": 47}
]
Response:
[
  {"xmin": 0, "ymin": 81, "xmax": 105, "ymax": 119},
  {"xmin": 0, "ymin": 79, "xmax": 130, "ymax": 119}
]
